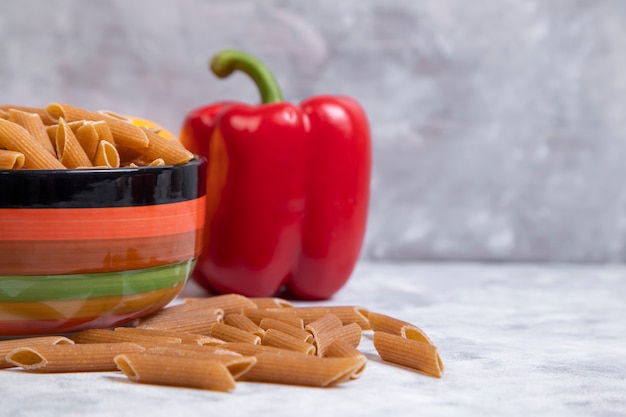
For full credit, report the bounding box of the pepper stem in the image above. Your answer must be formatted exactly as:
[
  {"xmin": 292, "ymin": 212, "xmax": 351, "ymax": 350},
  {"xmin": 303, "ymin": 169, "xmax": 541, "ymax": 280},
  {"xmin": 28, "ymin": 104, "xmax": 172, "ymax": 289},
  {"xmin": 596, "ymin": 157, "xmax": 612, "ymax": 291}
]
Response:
[{"xmin": 210, "ymin": 50, "xmax": 283, "ymax": 104}]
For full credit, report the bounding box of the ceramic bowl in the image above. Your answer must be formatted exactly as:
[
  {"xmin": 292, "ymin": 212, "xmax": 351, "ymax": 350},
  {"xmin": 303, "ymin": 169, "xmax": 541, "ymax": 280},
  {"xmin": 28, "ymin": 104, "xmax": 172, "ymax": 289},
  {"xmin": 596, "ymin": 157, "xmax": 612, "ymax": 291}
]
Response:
[{"xmin": 0, "ymin": 157, "xmax": 206, "ymax": 336}]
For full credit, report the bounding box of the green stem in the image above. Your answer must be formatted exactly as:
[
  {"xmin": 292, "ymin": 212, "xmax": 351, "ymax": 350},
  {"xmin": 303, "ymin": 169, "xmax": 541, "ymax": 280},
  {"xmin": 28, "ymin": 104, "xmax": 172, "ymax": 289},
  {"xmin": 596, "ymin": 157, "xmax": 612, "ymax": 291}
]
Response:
[{"xmin": 210, "ymin": 50, "xmax": 283, "ymax": 104}]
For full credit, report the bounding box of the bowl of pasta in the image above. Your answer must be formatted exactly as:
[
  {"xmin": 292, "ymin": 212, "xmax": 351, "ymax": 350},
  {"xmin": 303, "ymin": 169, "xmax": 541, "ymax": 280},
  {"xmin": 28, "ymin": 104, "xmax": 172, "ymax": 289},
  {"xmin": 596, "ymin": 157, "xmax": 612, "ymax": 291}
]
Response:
[{"xmin": 0, "ymin": 103, "xmax": 206, "ymax": 336}]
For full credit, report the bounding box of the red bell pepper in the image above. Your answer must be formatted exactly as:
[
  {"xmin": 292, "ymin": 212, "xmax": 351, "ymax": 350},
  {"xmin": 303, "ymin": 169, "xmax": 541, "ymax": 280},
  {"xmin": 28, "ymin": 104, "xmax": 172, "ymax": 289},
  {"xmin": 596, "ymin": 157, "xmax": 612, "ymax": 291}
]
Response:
[{"xmin": 180, "ymin": 50, "xmax": 371, "ymax": 300}]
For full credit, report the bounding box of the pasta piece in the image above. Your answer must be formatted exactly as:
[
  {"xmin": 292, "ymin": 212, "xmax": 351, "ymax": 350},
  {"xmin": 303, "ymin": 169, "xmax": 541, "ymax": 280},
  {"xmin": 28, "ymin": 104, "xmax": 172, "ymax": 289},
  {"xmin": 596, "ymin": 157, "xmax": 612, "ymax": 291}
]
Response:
[
  {"xmin": 0, "ymin": 109, "xmax": 9, "ymax": 119},
  {"xmin": 93, "ymin": 139, "xmax": 120, "ymax": 168},
  {"xmin": 366, "ymin": 311, "xmax": 433, "ymax": 344},
  {"xmin": 140, "ymin": 127, "xmax": 193, "ymax": 165},
  {"xmin": 324, "ymin": 339, "xmax": 367, "ymax": 382},
  {"xmin": 236, "ymin": 350, "xmax": 364, "ymax": 387},
  {"xmin": 74, "ymin": 123, "xmax": 100, "ymax": 159},
  {"xmin": 46, "ymin": 103, "xmax": 149, "ymax": 150},
  {"xmin": 1, "ymin": 105, "xmax": 55, "ymax": 124},
  {"xmin": 146, "ymin": 158, "xmax": 164, "ymax": 166},
  {"xmin": 0, "ymin": 150, "xmax": 25, "ymax": 169},
  {"xmin": 305, "ymin": 315, "xmax": 361, "ymax": 356},
  {"xmin": 242, "ymin": 308, "xmax": 304, "ymax": 329},
  {"xmin": 115, "ymin": 353, "xmax": 236, "ymax": 392},
  {"xmin": 0, "ymin": 119, "xmax": 65, "ymax": 169},
  {"xmin": 0, "ymin": 336, "xmax": 73, "ymax": 369},
  {"xmin": 71, "ymin": 328, "xmax": 182, "ymax": 345},
  {"xmin": 91, "ymin": 120, "xmax": 115, "ymax": 145},
  {"xmin": 55, "ymin": 118, "xmax": 93, "ymax": 168},
  {"xmin": 6, "ymin": 342, "xmax": 144, "ymax": 372},
  {"xmin": 289, "ymin": 306, "xmax": 371, "ymax": 330},
  {"xmin": 366, "ymin": 311, "xmax": 443, "ymax": 370},
  {"xmin": 249, "ymin": 297, "xmax": 294, "ymax": 309},
  {"xmin": 134, "ymin": 307, "xmax": 224, "ymax": 333},
  {"xmin": 259, "ymin": 318, "xmax": 313, "ymax": 343},
  {"xmin": 142, "ymin": 346, "xmax": 256, "ymax": 379},
  {"xmin": 182, "ymin": 294, "xmax": 257, "ymax": 315},
  {"xmin": 223, "ymin": 314, "xmax": 265, "ymax": 337},
  {"xmin": 261, "ymin": 329, "xmax": 316, "ymax": 356},
  {"xmin": 372, "ymin": 332, "xmax": 443, "ymax": 378},
  {"xmin": 114, "ymin": 327, "xmax": 224, "ymax": 346},
  {"xmin": 8, "ymin": 109, "xmax": 55, "ymax": 155},
  {"xmin": 208, "ymin": 323, "xmax": 261, "ymax": 345}
]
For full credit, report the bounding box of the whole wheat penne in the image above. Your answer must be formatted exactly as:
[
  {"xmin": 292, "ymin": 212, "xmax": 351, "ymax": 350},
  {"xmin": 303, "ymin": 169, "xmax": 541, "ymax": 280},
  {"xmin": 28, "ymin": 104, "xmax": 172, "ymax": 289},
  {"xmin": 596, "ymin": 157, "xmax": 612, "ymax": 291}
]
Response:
[
  {"xmin": 261, "ymin": 329, "xmax": 316, "ymax": 355},
  {"xmin": 144, "ymin": 344, "xmax": 240, "ymax": 357},
  {"xmin": 135, "ymin": 307, "xmax": 224, "ymax": 333},
  {"xmin": 140, "ymin": 127, "xmax": 193, "ymax": 165},
  {"xmin": 366, "ymin": 311, "xmax": 443, "ymax": 370},
  {"xmin": 366, "ymin": 311, "xmax": 433, "ymax": 344},
  {"xmin": 224, "ymin": 314, "xmax": 265, "ymax": 337},
  {"xmin": 180, "ymin": 294, "xmax": 256, "ymax": 314},
  {"xmin": 209, "ymin": 322, "xmax": 261, "ymax": 345},
  {"xmin": 372, "ymin": 331, "xmax": 443, "ymax": 378},
  {"xmin": 71, "ymin": 328, "xmax": 182, "ymax": 345},
  {"xmin": 237, "ymin": 350, "xmax": 364, "ymax": 387},
  {"xmin": 290, "ymin": 306, "xmax": 371, "ymax": 330},
  {"xmin": 115, "ymin": 352, "xmax": 236, "ymax": 392},
  {"xmin": 141, "ymin": 346, "xmax": 256, "ymax": 380},
  {"xmin": 55, "ymin": 118, "xmax": 93, "ymax": 168},
  {"xmin": 0, "ymin": 336, "xmax": 73, "ymax": 369},
  {"xmin": 305, "ymin": 314, "xmax": 343, "ymax": 336},
  {"xmin": 250, "ymin": 297, "xmax": 294, "ymax": 309},
  {"xmin": 325, "ymin": 338, "xmax": 366, "ymax": 359},
  {"xmin": 74, "ymin": 123, "xmax": 100, "ymax": 159},
  {"xmin": 8, "ymin": 109, "xmax": 55, "ymax": 155},
  {"xmin": 317, "ymin": 323, "xmax": 363, "ymax": 357},
  {"xmin": 93, "ymin": 139, "xmax": 120, "ymax": 168},
  {"xmin": 0, "ymin": 119, "xmax": 65, "ymax": 169},
  {"xmin": 0, "ymin": 150, "xmax": 25, "ymax": 169},
  {"xmin": 1, "ymin": 105, "xmax": 55, "ymax": 124},
  {"xmin": 259, "ymin": 318, "xmax": 313, "ymax": 343},
  {"xmin": 114, "ymin": 327, "xmax": 224, "ymax": 346},
  {"xmin": 222, "ymin": 342, "xmax": 297, "ymax": 357},
  {"xmin": 46, "ymin": 103, "xmax": 149, "ymax": 149},
  {"xmin": 6, "ymin": 342, "xmax": 144, "ymax": 372},
  {"xmin": 243, "ymin": 308, "xmax": 304, "ymax": 329}
]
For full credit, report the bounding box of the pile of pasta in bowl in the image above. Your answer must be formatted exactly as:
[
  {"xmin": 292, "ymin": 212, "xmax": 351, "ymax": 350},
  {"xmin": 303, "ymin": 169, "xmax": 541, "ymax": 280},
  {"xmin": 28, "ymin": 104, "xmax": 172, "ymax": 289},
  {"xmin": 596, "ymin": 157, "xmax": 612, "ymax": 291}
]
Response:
[{"xmin": 0, "ymin": 103, "xmax": 192, "ymax": 170}]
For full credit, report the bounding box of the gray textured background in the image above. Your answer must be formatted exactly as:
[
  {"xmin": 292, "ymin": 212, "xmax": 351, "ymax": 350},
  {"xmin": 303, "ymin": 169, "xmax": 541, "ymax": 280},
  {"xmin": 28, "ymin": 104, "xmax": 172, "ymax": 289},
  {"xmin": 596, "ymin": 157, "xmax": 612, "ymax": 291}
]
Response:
[{"xmin": 2, "ymin": 0, "xmax": 626, "ymax": 263}]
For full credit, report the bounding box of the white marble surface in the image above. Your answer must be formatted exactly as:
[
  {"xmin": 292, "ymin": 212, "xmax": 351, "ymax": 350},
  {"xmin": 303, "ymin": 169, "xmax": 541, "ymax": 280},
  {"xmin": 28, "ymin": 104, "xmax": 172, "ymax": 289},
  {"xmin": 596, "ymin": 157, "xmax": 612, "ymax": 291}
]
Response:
[{"xmin": 1, "ymin": 261, "xmax": 625, "ymax": 417}]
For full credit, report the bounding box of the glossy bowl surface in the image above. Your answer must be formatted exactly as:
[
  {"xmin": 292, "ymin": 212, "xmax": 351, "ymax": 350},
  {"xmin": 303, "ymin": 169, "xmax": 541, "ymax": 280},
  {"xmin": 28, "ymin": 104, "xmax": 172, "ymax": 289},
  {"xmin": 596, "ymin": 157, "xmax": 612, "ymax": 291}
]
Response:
[{"xmin": 0, "ymin": 158, "xmax": 206, "ymax": 336}]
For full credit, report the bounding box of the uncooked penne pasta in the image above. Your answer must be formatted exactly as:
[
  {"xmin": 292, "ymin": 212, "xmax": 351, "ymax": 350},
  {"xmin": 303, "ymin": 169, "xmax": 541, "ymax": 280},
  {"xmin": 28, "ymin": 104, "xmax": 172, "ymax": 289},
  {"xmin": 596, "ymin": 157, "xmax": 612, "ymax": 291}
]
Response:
[
  {"xmin": 224, "ymin": 314, "xmax": 265, "ymax": 337},
  {"xmin": 93, "ymin": 140, "xmax": 120, "ymax": 168},
  {"xmin": 6, "ymin": 342, "xmax": 144, "ymax": 372},
  {"xmin": 305, "ymin": 315, "xmax": 361, "ymax": 357},
  {"xmin": 372, "ymin": 331, "xmax": 443, "ymax": 378},
  {"xmin": 0, "ymin": 109, "xmax": 8, "ymax": 119},
  {"xmin": 289, "ymin": 306, "xmax": 371, "ymax": 330},
  {"xmin": 0, "ymin": 336, "xmax": 73, "ymax": 369},
  {"xmin": 71, "ymin": 328, "xmax": 182, "ymax": 346},
  {"xmin": 1, "ymin": 105, "xmax": 55, "ymax": 124},
  {"xmin": 55, "ymin": 118, "xmax": 93, "ymax": 168},
  {"xmin": 140, "ymin": 127, "xmax": 193, "ymax": 165},
  {"xmin": 0, "ymin": 150, "xmax": 25, "ymax": 169},
  {"xmin": 114, "ymin": 327, "xmax": 224, "ymax": 346},
  {"xmin": 46, "ymin": 103, "xmax": 149, "ymax": 150},
  {"xmin": 323, "ymin": 339, "xmax": 367, "ymax": 383},
  {"xmin": 142, "ymin": 346, "xmax": 256, "ymax": 380},
  {"xmin": 115, "ymin": 352, "xmax": 236, "ymax": 392},
  {"xmin": 259, "ymin": 318, "xmax": 313, "ymax": 343},
  {"xmin": 249, "ymin": 297, "xmax": 294, "ymax": 309},
  {"xmin": 91, "ymin": 120, "xmax": 115, "ymax": 145},
  {"xmin": 366, "ymin": 311, "xmax": 434, "ymax": 344},
  {"xmin": 243, "ymin": 308, "xmax": 304, "ymax": 329},
  {"xmin": 182, "ymin": 294, "xmax": 258, "ymax": 315},
  {"xmin": 134, "ymin": 307, "xmax": 224, "ymax": 333},
  {"xmin": 261, "ymin": 329, "xmax": 316, "ymax": 356},
  {"xmin": 8, "ymin": 109, "xmax": 55, "ymax": 155},
  {"xmin": 74, "ymin": 123, "xmax": 100, "ymax": 159},
  {"xmin": 237, "ymin": 350, "xmax": 365, "ymax": 387},
  {"xmin": 209, "ymin": 322, "xmax": 261, "ymax": 345},
  {"xmin": 0, "ymin": 119, "xmax": 65, "ymax": 169}
]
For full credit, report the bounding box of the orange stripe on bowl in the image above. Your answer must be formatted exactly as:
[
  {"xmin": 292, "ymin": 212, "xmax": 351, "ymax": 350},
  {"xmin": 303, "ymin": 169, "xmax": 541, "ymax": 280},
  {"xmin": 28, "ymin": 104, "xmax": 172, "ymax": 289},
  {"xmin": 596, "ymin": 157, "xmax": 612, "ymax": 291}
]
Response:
[
  {"xmin": 0, "ymin": 229, "xmax": 203, "ymax": 275},
  {"xmin": 0, "ymin": 197, "xmax": 205, "ymax": 241}
]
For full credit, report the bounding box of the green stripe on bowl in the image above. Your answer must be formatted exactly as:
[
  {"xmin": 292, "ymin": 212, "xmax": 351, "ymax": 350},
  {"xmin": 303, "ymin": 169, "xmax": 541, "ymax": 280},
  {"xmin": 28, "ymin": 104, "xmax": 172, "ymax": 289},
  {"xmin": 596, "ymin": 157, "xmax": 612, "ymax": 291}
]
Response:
[{"xmin": 0, "ymin": 260, "xmax": 194, "ymax": 302}]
